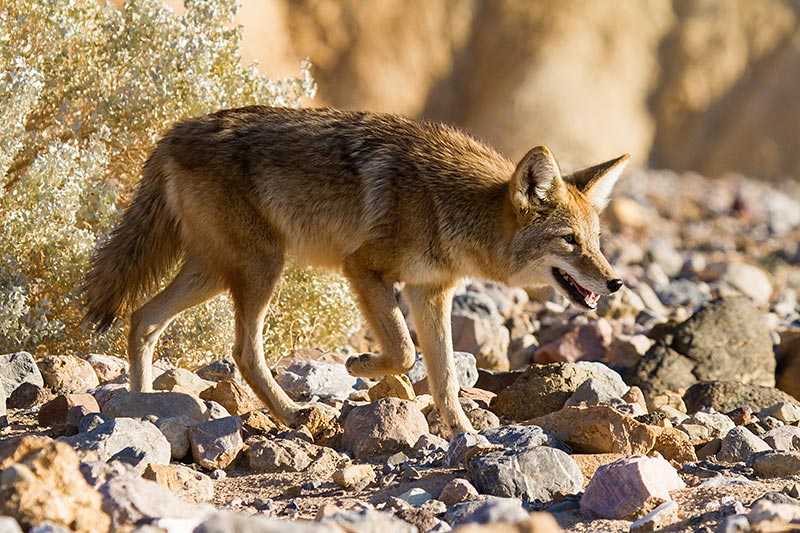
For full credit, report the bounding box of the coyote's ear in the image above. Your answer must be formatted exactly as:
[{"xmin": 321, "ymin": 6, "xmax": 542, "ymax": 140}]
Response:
[
  {"xmin": 568, "ymin": 154, "xmax": 630, "ymax": 211},
  {"xmin": 510, "ymin": 146, "xmax": 563, "ymax": 217}
]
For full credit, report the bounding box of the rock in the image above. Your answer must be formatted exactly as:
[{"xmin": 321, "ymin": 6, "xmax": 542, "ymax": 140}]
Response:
[
  {"xmin": 0, "ymin": 352, "xmax": 44, "ymax": 398},
  {"xmin": 653, "ymin": 427, "xmax": 697, "ymax": 464},
  {"xmin": 750, "ymin": 451, "xmax": 800, "ymax": 477},
  {"xmin": 534, "ymin": 320, "xmax": 613, "ymax": 364},
  {"xmin": 397, "ymin": 487, "xmax": 434, "ymax": 507},
  {"xmin": 439, "ymin": 478, "xmax": 479, "ymax": 506},
  {"xmin": 333, "ymin": 464, "xmax": 376, "ymax": 491},
  {"xmin": 82, "ymin": 354, "xmax": 127, "ymax": 383},
  {"xmin": 413, "ymin": 433, "xmax": 449, "ymax": 457},
  {"xmin": 760, "ymin": 402, "xmax": 800, "ymax": 424},
  {"xmin": 683, "ymin": 381, "xmax": 798, "ymax": 414},
  {"xmin": 37, "ymin": 355, "xmax": 99, "ymax": 394},
  {"xmin": 764, "ymin": 426, "xmax": 800, "ymax": 452},
  {"xmin": 199, "ymin": 380, "xmax": 260, "ymax": 416},
  {"xmin": 204, "ymin": 400, "xmax": 232, "ymax": 420},
  {"xmin": 629, "ymin": 298, "xmax": 775, "ymax": 397},
  {"xmin": 38, "ymin": 393, "xmax": 100, "ymax": 428},
  {"xmin": 188, "ymin": 416, "xmax": 243, "ymax": 470},
  {"xmin": 343, "ymin": 398, "xmax": 429, "ymax": 460},
  {"xmin": 565, "ymin": 378, "xmax": 628, "ymax": 408},
  {"xmin": 99, "ymin": 475, "xmax": 211, "ymax": 530},
  {"xmin": 101, "ymin": 390, "xmax": 208, "ymax": 424},
  {"xmin": 246, "ymin": 436, "xmax": 341, "ymax": 474},
  {"xmin": 154, "ymin": 415, "xmax": 193, "ymax": 460},
  {"xmin": 276, "ymin": 360, "xmax": 357, "ymax": 402},
  {"xmin": 153, "ymin": 368, "xmax": 214, "ymax": 396},
  {"xmin": 677, "ymin": 410, "xmax": 735, "ymax": 445},
  {"xmin": 320, "ymin": 507, "xmax": 417, "ymax": 533},
  {"xmin": 90, "ymin": 383, "xmax": 127, "ymax": 409},
  {"xmin": 408, "ymin": 351, "xmax": 479, "ymax": 392},
  {"xmin": 655, "ymin": 279, "xmax": 711, "ymax": 308},
  {"xmin": 368, "ymin": 374, "xmax": 415, "ymax": 401},
  {"xmin": 530, "ymin": 405, "xmax": 659, "ymax": 454},
  {"xmin": 447, "ymin": 432, "xmax": 493, "ymax": 467},
  {"xmin": 706, "ymin": 262, "xmax": 773, "ymax": 305},
  {"xmin": 444, "ymin": 497, "xmax": 528, "ymax": 527},
  {"xmin": 468, "ymin": 446, "xmax": 582, "ymax": 502},
  {"xmin": 451, "ymin": 314, "xmax": 511, "ymax": 371},
  {"xmin": 196, "ymin": 358, "xmax": 241, "ymax": 383},
  {"xmin": 240, "ymin": 409, "xmax": 281, "ymax": 437},
  {"xmin": 0, "ymin": 440, "xmax": 110, "ymax": 532},
  {"xmin": 580, "ymin": 456, "xmax": 685, "ymax": 519},
  {"xmin": 460, "ymin": 387, "xmax": 496, "ymax": 409},
  {"xmin": 717, "ymin": 426, "xmax": 771, "ymax": 463},
  {"xmin": 0, "ymin": 517, "xmax": 22, "ymax": 533},
  {"xmin": 428, "ymin": 398, "xmax": 499, "ymax": 437},
  {"xmin": 8, "ymin": 382, "xmax": 48, "ymax": 409},
  {"xmin": 629, "ymin": 500, "xmax": 679, "ymax": 533},
  {"xmin": 480, "ymin": 424, "xmax": 567, "ymax": 452},
  {"xmin": 142, "ymin": 463, "xmax": 214, "ymax": 503},
  {"xmin": 492, "ymin": 362, "xmax": 627, "ymax": 421},
  {"xmin": 0, "ymin": 436, "xmax": 54, "ymax": 468},
  {"xmin": 60, "ymin": 417, "xmax": 170, "ymax": 470},
  {"xmin": 571, "ymin": 454, "xmax": 626, "ymax": 485}
]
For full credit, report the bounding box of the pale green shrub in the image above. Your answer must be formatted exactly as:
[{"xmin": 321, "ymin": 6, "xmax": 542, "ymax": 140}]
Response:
[{"xmin": 0, "ymin": 0, "xmax": 361, "ymax": 366}]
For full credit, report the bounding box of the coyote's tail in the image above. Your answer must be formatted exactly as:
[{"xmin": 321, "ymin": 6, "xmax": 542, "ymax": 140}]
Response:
[{"xmin": 82, "ymin": 151, "xmax": 182, "ymax": 332}]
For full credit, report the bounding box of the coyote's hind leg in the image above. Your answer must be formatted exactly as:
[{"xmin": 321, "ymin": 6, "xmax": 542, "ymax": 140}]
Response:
[
  {"xmin": 342, "ymin": 259, "xmax": 416, "ymax": 379},
  {"xmin": 128, "ymin": 257, "xmax": 224, "ymax": 392}
]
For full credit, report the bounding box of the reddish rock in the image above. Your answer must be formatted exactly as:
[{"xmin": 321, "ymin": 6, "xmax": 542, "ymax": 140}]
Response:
[
  {"xmin": 534, "ymin": 320, "xmax": 612, "ymax": 364},
  {"xmin": 580, "ymin": 456, "xmax": 685, "ymax": 519},
  {"xmin": 200, "ymin": 379, "xmax": 261, "ymax": 416},
  {"xmin": 38, "ymin": 393, "xmax": 99, "ymax": 427}
]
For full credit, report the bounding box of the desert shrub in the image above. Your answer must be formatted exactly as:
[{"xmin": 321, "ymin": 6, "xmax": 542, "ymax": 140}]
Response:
[{"xmin": 0, "ymin": 0, "xmax": 361, "ymax": 367}]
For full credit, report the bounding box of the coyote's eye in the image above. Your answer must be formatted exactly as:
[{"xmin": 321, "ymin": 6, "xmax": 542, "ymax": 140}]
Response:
[{"xmin": 562, "ymin": 234, "xmax": 577, "ymax": 245}]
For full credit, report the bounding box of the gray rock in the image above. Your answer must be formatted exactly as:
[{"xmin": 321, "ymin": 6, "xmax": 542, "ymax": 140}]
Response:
[
  {"xmin": 196, "ymin": 358, "xmax": 242, "ymax": 383},
  {"xmin": 565, "ymin": 377, "xmax": 629, "ymax": 407},
  {"xmin": 480, "ymin": 424, "xmax": 568, "ymax": 452},
  {"xmin": 276, "ymin": 360, "xmax": 357, "ymax": 402},
  {"xmin": 444, "ymin": 497, "xmax": 528, "ymax": 526},
  {"xmin": 188, "ymin": 416, "xmax": 243, "ymax": 470},
  {"xmin": 750, "ymin": 451, "xmax": 800, "ymax": 477},
  {"xmin": 27, "ymin": 523, "xmax": 70, "ymax": 533},
  {"xmin": 60, "ymin": 417, "xmax": 170, "ymax": 468},
  {"xmin": 760, "ymin": 402, "xmax": 800, "ymax": 424},
  {"xmin": 407, "ymin": 351, "xmax": 478, "ymax": 390},
  {"xmin": 195, "ymin": 512, "xmax": 329, "ymax": 532},
  {"xmin": 0, "ymin": 385, "xmax": 6, "ymax": 427},
  {"xmin": 717, "ymin": 427, "xmax": 771, "ymax": 463},
  {"xmin": 467, "ymin": 446, "xmax": 583, "ymax": 502},
  {"xmin": 245, "ymin": 437, "xmax": 340, "ymax": 474},
  {"xmin": 154, "ymin": 415, "xmax": 195, "ymax": 460},
  {"xmin": 413, "ymin": 433, "xmax": 449, "ymax": 457},
  {"xmin": 99, "ymin": 475, "xmax": 212, "ymax": 530},
  {"xmin": 629, "ymin": 298, "xmax": 775, "ymax": 397},
  {"xmin": 204, "ymin": 400, "xmax": 232, "ymax": 420},
  {"xmin": 83, "ymin": 354, "xmax": 128, "ymax": 383},
  {"xmin": 343, "ymin": 398, "xmax": 429, "ymax": 460},
  {"xmin": 655, "ymin": 279, "xmax": 711, "ymax": 308},
  {"xmin": 683, "ymin": 381, "xmax": 799, "ymax": 414},
  {"xmin": 91, "ymin": 382, "xmax": 128, "ymax": 408},
  {"xmin": 321, "ymin": 508, "xmax": 417, "ymax": 533},
  {"xmin": 764, "ymin": 426, "xmax": 800, "ymax": 452},
  {"xmin": 7, "ymin": 381, "xmax": 47, "ymax": 409},
  {"xmin": 78, "ymin": 412, "xmax": 108, "ymax": 433},
  {"xmin": 0, "ymin": 351, "xmax": 44, "ymax": 397},
  {"xmin": 678, "ymin": 410, "xmax": 735, "ymax": 444},
  {"xmin": 102, "ymin": 390, "xmax": 208, "ymax": 424},
  {"xmin": 398, "ymin": 487, "xmax": 434, "ymax": 507},
  {"xmin": 708, "ymin": 262, "xmax": 773, "ymax": 305},
  {"xmin": 0, "ymin": 516, "xmax": 22, "ymax": 533},
  {"xmin": 447, "ymin": 432, "xmax": 491, "ymax": 467},
  {"xmin": 492, "ymin": 361, "xmax": 627, "ymax": 421},
  {"xmin": 439, "ymin": 478, "xmax": 480, "ymax": 506}
]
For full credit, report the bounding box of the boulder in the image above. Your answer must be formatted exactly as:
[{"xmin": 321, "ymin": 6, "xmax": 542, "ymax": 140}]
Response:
[
  {"xmin": 276, "ymin": 360, "xmax": 357, "ymax": 402},
  {"xmin": 444, "ymin": 497, "xmax": 528, "ymax": 527},
  {"xmin": 0, "ymin": 352, "xmax": 44, "ymax": 397},
  {"xmin": 717, "ymin": 426, "xmax": 771, "ymax": 463},
  {"xmin": 677, "ymin": 410, "xmax": 735, "ymax": 445},
  {"xmin": 580, "ymin": 456, "xmax": 685, "ymax": 519},
  {"xmin": 82, "ymin": 354, "xmax": 127, "ymax": 384},
  {"xmin": 246, "ymin": 437, "xmax": 341, "ymax": 475},
  {"xmin": 199, "ymin": 380, "xmax": 260, "ymax": 416},
  {"xmin": 37, "ymin": 355, "xmax": 99, "ymax": 394},
  {"xmin": 750, "ymin": 451, "xmax": 800, "ymax": 478},
  {"xmin": 7, "ymin": 382, "xmax": 48, "ymax": 409},
  {"xmin": 534, "ymin": 320, "xmax": 613, "ymax": 364},
  {"xmin": 38, "ymin": 393, "xmax": 100, "ymax": 428},
  {"xmin": 467, "ymin": 446, "xmax": 582, "ymax": 502},
  {"xmin": 333, "ymin": 464, "xmax": 376, "ymax": 492},
  {"xmin": 196, "ymin": 358, "xmax": 241, "ymax": 383},
  {"xmin": 530, "ymin": 405, "xmax": 659, "ymax": 454},
  {"xmin": 451, "ymin": 312, "xmax": 510, "ymax": 371},
  {"xmin": 0, "ymin": 440, "xmax": 110, "ymax": 532},
  {"xmin": 320, "ymin": 507, "xmax": 416, "ymax": 533},
  {"xmin": 629, "ymin": 298, "xmax": 775, "ymax": 396},
  {"xmin": 407, "ymin": 351, "xmax": 479, "ymax": 392},
  {"xmin": 154, "ymin": 415, "xmax": 194, "ymax": 460},
  {"xmin": 653, "ymin": 427, "xmax": 697, "ymax": 464},
  {"xmin": 142, "ymin": 463, "xmax": 214, "ymax": 503},
  {"xmin": 59, "ymin": 417, "xmax": 170, "ymax": 470},
  {"xmin": 439, "ymin": 478, "xmax": 479, "ymax": 506},
  {"xmin": 188, "ymin": 416, "xmax": 243, "ymax": 470},
  {"xmin": 492, "ymin": 361, "xmax": 627, "ymax": 421},
  {"xmin": 153, "ymin": 368, "xmax": 214, "ymax": 396},
  {"xmin": 101, "ymin": 390, "xmax": 208, "ymax": 424},
  {"xmin": 764, "ymin": 426, "xmax": 800, "ymax": 452},
  {"xmin": 480, "ymin": 424, "xmax": 567, "ymax": 452},
  {"xmin": 683, "ymin": 381, "xmax": 798, "ymax": 414},
  {"xmin": 342, "ymin": 398, "xmax": 429, "ymax": 460},
  {"xmin": 705, "ymin": 262, "xmax": 773, "ymax": 305}
]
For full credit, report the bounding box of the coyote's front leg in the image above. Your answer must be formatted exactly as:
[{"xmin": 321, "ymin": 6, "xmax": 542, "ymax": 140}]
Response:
[{"xmin": 405, "ymin": 283, "xmax": 475, "ymax": 436}]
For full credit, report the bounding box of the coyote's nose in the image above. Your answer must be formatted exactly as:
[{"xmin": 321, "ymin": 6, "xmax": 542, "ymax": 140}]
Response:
[{"xmin": 607, "ymin": 279, "xmax": 623, "ymax": 293}]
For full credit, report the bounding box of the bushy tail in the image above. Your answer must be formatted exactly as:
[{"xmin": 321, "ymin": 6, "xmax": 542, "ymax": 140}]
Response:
[{"xmin": 82, "ymin": 152, "xmax": 182, "ymax": 332}]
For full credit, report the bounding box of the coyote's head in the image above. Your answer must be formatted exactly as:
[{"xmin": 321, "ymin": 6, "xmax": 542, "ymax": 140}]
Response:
[{"xmin": 505, "ymin": 146, "xmax": 628, "ymax": 309}]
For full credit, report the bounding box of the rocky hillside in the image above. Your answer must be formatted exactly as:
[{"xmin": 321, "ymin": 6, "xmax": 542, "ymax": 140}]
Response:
[
  {"xmin": 1, "ymin": 168, "xmax": 800, "ymax": 531},
  {"xmin": 160, "ymin": 0, "xmax": 800, "ymax": 180}
]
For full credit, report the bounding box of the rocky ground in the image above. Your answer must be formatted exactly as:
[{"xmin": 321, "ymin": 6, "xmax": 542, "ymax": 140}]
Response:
[{"xmin": 2, "ymin": 169, "xmax": 800, "ymax": 532}]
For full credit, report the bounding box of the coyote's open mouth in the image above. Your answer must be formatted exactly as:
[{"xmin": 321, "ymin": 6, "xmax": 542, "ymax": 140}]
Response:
[{"xmin": 552, "ymin": 268, "xmax": 599, "ymax": 309}]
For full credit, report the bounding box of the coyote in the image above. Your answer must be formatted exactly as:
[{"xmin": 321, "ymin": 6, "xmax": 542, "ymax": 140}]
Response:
[{"xmin": 83, "ymin": 106, "xmax": 627, "ymax": 436}]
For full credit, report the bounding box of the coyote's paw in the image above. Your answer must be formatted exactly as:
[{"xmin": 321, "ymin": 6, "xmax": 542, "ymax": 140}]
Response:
[{"xmin": 288, "ymin": 403, "xmax": 341, "ymax": 446}]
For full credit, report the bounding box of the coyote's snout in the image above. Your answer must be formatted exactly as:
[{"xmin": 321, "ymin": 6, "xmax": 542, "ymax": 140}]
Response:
[{"xmin": 82, "ymin": 106, "xmax": 628, "ymax": 436}]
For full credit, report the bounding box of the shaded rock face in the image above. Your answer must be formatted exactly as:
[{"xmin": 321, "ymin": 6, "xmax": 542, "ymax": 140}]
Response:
[
  {"xmin": 0, "ymin": 352, "xmax": 44, "ymax": 398},
  {"xmin": 683, "ymin": 381, "xmax": 799, "ymax": 414},
  {"xmin": 491, "ymin": 361, "xmax": 627, "ymax": 421},
  {"xmin": 342, "ymin": 398, "xmax": 429, "ymax": 460},
  {"xmin": 628, "ymin": 297, "xmax": 775, "ymax": 397}
]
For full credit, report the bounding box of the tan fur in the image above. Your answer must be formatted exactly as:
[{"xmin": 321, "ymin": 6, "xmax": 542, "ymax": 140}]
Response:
[{"xmin": 82, "ymin": 106, "xmax": 628, "ymax": 435}]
